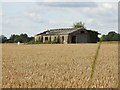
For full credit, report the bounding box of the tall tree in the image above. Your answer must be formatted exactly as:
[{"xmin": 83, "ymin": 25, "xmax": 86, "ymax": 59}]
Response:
[
  {"xmin": 14, "ymin": 35, "xmax": 22, "ymax": 43},
  {"xmin": 20, "ymin": 34, "xmax": 29, "ymax": 43},
  {"xmin": 9, "ymin": 34, "xmax": 16, "ymax": 43},
  {"xmin": 0, "ymin": 35, "xmax": 7, "ymax": 43},
  {"xmin": 73, "ymin": 21, "xmax": 85, "ymax": 28}
]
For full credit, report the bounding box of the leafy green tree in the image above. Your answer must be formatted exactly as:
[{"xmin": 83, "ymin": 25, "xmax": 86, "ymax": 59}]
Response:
[
  {"xmin": 14, "ymin": 35, "xmax": 22, "ymax": 43},
  {"xmin": 113, "ymin": 33, "xmax": 120, "ymax": 41},
  {"xmin": 0, "ymin": 33, "xmax": 36, "ymax": 43},
  {"xmin": 101, "ymin": 31, "xmax": 120, "ymax": 41},
  {"xmin": 107, "ymin": 31, "xmax": 116, "ymax": 41},
  {"xmin": 0, "ymin": 35, "xmax": 7, "ymax": 43},
  {"xmin": 73, "ymin": 21, "xmax": 85, "ymax": 28},
  {"xmin": 28, "ymin": 37, "xmax": 34, "ymax": 42},
  {"xmin": 9, "ymin": 34, "xmax": 16, "ymax": 43},
  {"xmin": 20, "ymin": 34, "xmax": 29, "ymax": 43},
  {"xmin": 100, "ymin": 35, "xmax": 105, "ymax": 41}
]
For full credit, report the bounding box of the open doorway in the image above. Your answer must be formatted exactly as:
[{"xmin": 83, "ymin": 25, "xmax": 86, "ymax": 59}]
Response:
[
  {"xmin": 45, "ymin": 37, "xmax": 48, "ymax": 41},
  {"xmin": 62, "ymin": 36, "xmax": 64, "ymax": 43},
  {"xmin": 71, "ymin": 36, "xmax": 76, "ymax": 43}
]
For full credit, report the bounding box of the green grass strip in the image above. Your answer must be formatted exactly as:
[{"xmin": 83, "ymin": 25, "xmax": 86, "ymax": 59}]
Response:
[{"xmin": 88, "ymin": 42, "xmax": 102, "ymax": 88}]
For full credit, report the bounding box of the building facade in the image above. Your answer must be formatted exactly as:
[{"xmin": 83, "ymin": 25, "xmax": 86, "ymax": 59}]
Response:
[{"xmin": 34, "ymin": 28, "xmax": 100, "ymax": 44}]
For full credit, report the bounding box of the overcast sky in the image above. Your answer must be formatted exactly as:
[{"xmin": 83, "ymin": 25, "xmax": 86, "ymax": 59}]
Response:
[{"xmin": 1, "ymin": 1, "xmax": 118, "ymax": 38}]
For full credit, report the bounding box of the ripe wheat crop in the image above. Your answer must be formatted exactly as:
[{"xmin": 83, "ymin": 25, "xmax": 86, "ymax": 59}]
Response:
[
  {"xmin": 91, "ymin": 43, "xmax": 118, "ymax": 88},
  {"xmin": 2, "ymin": 43, "xmax": 118, "ymax": 88}
]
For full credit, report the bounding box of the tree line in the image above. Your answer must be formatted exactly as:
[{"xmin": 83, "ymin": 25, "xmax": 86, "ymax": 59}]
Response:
[
  {"xmin": 100, "ymin": 31, "xmax": 120, "ymax": 41},
  {"xmin": 0, "ymin": 34, "xmax": 34, "ymax": 43},
  {"xmin": 1, "ymin": 31, "xmax": 120, "ymax": 43}
]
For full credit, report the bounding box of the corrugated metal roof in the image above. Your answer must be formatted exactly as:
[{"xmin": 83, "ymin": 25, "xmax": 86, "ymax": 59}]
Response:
[
  {"xmin": 46, "ymin": 29, "xmax": 79, "ymax": 35},
  {"xmin": 36, "ymin": 28, "xmax": 99, "ymax": 36},
  {"xmin": 37, "ymin": 28, "xmax": 85, "ymax": 35}
]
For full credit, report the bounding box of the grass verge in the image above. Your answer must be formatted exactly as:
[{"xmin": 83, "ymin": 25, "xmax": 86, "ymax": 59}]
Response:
[{"xmin": 88, "ymin": 42, "xmax": 102, "ymax": 88}]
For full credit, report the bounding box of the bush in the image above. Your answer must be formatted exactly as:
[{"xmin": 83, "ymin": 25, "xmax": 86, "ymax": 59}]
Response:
[{"xmin": 101, "ymin": 31, "xmax": 120, "ymax": 41}]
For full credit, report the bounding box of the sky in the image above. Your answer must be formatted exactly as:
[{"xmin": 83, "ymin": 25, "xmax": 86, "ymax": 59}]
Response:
[{"xmin": 1, "ymin": 1, "xmax": 118, "ymax": 38}]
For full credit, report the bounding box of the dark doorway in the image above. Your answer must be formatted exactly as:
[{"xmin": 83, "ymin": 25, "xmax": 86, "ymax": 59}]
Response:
[
  {"xmin": 45, "ymin": 37, "xmax": 48, "ymax": 41},
  {"xmin": 62, "ymin": 36, "xmax": 64, "ymax": 43},
  {"xmin": 71, "ymin": 36, "xmax": 76, "ymax": 43},
  {"xmin": 81, "ymin": 31, "xmax": 85, "ymax": 34}
]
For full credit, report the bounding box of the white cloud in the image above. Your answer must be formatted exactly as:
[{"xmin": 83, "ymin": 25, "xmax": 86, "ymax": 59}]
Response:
[
  {"xmin": 2, "ymin": 2, "xmax": 118, "ymax": 37},
  {"xmin": 0, "ymin": 13, "xmax": 3, "ymax": 16},
  {"xmin": 27, "ymin": 13, "xmax": 36, "ymax": 17},
  {"xmin": 86, "ymin": 18, "xmax": 94, "ymax": 23},
  {"xmin": 0, "ymin": 0, "xmax": 119, "ymax": 2},
  {"xmin": 102, "ymin": 3, "xmax": 113, "ymax": 9},
  {"xmin": 37, "ymin": 2, "xmax": 98, "ymax": 8},
  {"xmin": 27, "ymin": 2, "xmax": 118, "ymax": 31},
  {"xmin": 25, "ymin": 12, "xmax": 49, "ymax": 24},
  {"xmin": 38, "ymin": 0, "xmax": 119, "ymax": 2}
]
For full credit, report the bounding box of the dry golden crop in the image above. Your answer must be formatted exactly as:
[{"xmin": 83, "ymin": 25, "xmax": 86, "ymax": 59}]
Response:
[
  {"xmin": 2, "ymin": 43, "xmax": 118, "ymax": 88},
  {"xmin": 91, "ymin": 43, "xmax": 118, "ymax": 88}
]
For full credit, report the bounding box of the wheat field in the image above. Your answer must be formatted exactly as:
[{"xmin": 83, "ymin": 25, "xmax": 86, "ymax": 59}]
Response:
[
  {"xmin": 91, "ymin": 43, "xmax": 118, "ymax": 88},
  {"xmin": 2, "ymin": 43, "xmax": 118, "ymax": 88}
]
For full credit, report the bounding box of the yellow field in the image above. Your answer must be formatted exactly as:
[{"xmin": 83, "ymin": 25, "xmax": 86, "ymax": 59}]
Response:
[
  {"xmin": 2, "ymin": 43, "xmax": 118, "ymax": 88},
  {"xmin": 91, "ymin": 43, "xmax": 118, "ymax": 88}
]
